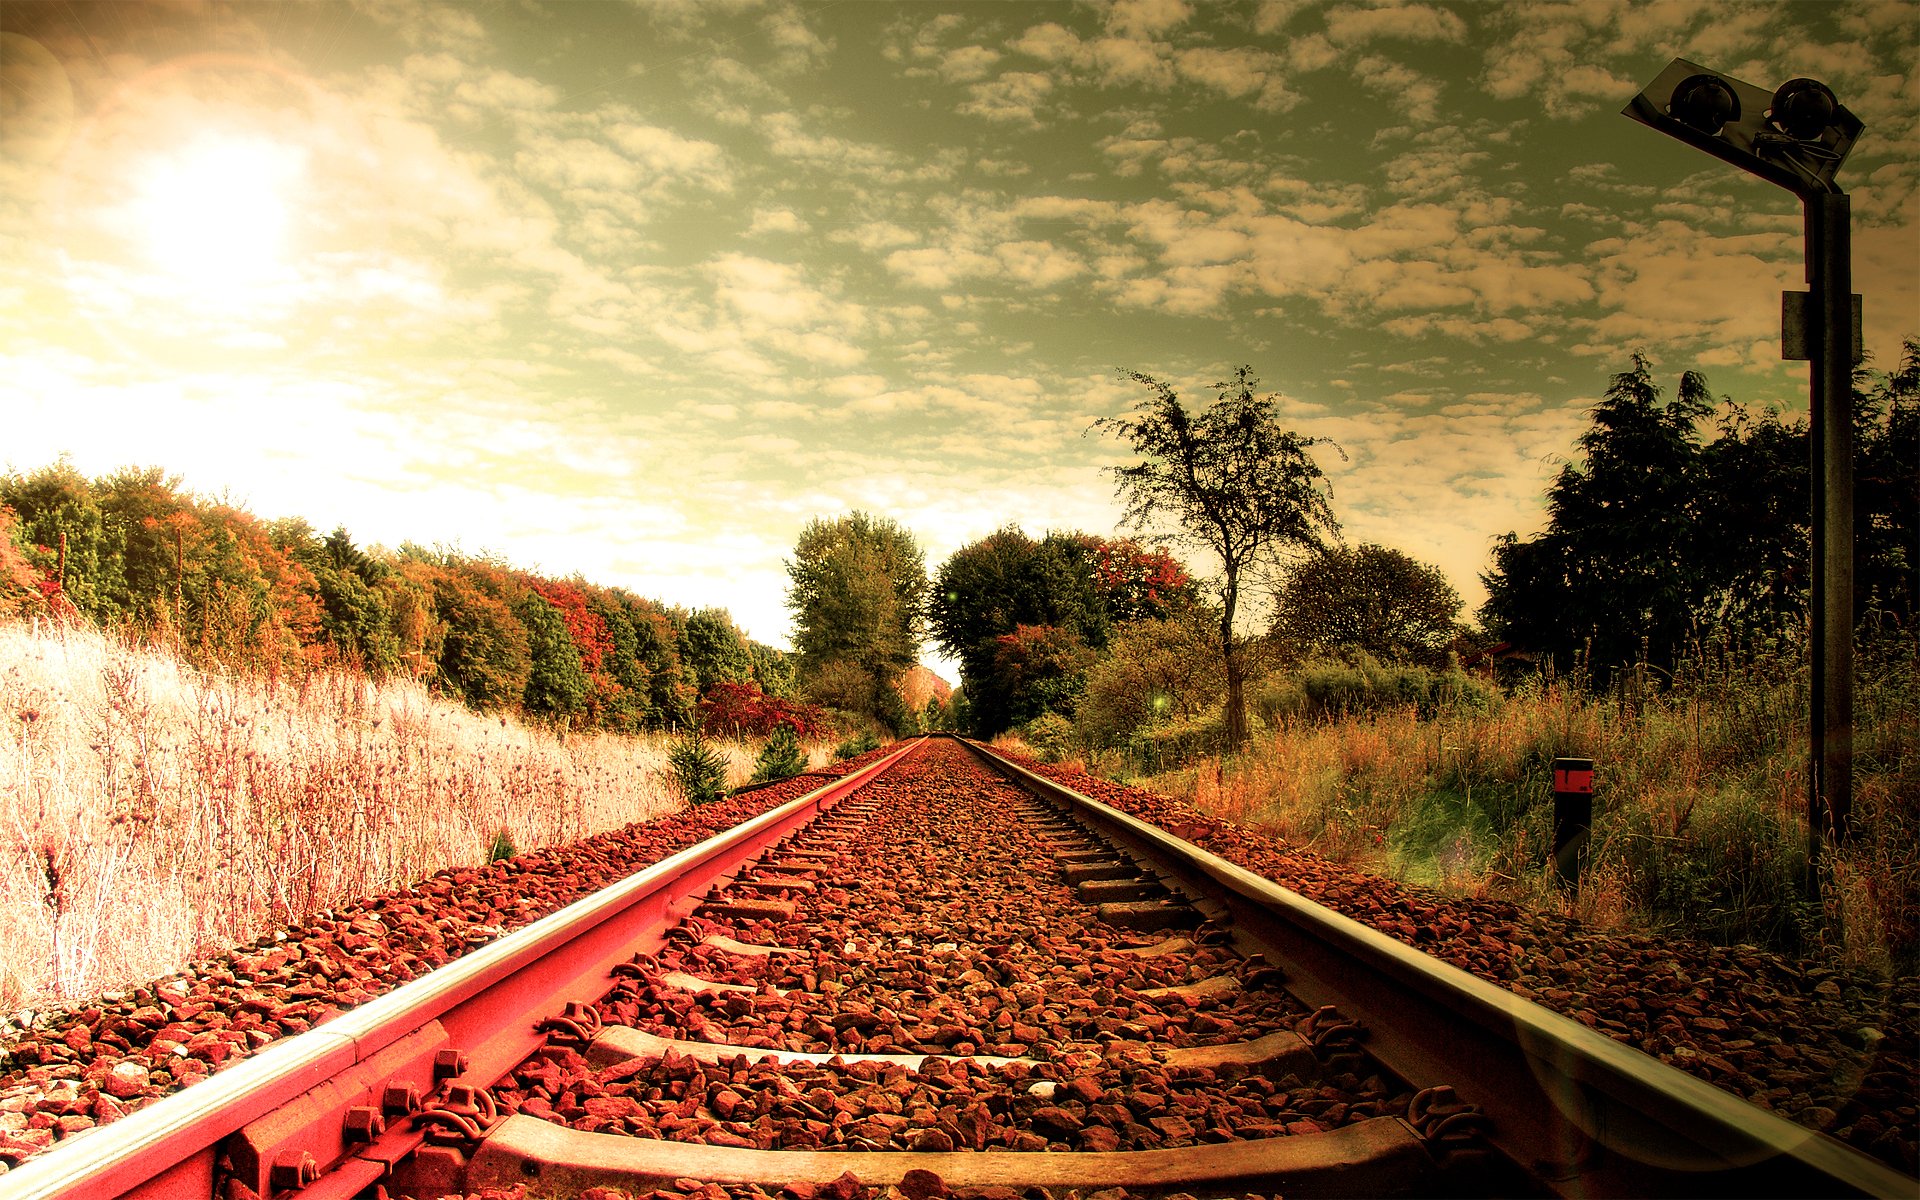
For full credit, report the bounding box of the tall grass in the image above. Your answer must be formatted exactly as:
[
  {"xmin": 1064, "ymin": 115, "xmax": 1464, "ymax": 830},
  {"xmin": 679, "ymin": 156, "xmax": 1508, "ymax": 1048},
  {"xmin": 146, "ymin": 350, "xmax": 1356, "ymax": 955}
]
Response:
[
  {"xmin": 0, "ymin": 619, "xmax": 768, "ymax": 1008},
  {"xmin": 1127, "ymin": 635, "xmax": 1919, "ymax": 974}
]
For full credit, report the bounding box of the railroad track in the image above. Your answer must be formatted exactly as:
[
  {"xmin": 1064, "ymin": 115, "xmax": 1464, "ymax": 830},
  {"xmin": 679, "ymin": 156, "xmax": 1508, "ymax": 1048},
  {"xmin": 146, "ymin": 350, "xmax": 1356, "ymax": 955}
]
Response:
[{"xmin": 0, "ymin": 735, "xmax": 1912, "ymax": 1199}]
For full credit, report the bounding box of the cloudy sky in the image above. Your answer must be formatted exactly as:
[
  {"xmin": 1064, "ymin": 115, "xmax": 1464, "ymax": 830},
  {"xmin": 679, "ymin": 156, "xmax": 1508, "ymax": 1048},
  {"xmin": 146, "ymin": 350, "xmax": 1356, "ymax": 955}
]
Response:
[{"xmin": 3, "ymin": 0, "xmax": 1915, "ymax": 674}]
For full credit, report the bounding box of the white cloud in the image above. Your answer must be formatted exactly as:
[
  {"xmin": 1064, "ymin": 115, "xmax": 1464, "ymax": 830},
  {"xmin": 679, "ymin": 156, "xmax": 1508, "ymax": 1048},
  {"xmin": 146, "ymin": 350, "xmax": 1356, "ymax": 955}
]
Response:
[
  {"xmin": 1107, "ymin": 0, "xmax": 1193, "ymax": 39},
  {"xmin": 1351, "ymin": 54, "xmax": 1444, "ymax": 123},
  {"xmin": 940, "ymin": 44, "xmax": 1001, "ymax": 84},
  {"xmin": 747, "ymin": 208, "xmax": 809, "ymax": 236},
  {"xmin": 958, "ymin": 72, "xmax": 1055, "ymax": 125},
  {"xmin": 1009, "ymin": 22, "xmax": 1082, "ymax": 64},
  {"xmin": 1324, "ymin": 3, "xmax": 1468, "ymax": 46}
]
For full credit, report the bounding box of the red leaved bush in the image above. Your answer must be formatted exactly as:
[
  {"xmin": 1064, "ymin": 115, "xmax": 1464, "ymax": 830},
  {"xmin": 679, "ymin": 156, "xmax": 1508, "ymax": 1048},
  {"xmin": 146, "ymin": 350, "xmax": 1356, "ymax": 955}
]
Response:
[
  {"xmin": 1088, "ymin": 536, "xmax": 1194, "ymax": 623},
  {"xmin": 697, "ymin": 680, "xmax": 827, "ymax": 739}
]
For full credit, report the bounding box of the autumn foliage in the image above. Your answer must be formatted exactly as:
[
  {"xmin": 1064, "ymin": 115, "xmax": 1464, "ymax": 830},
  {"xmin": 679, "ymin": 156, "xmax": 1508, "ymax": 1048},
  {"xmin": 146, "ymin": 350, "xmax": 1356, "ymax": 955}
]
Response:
[
  {"xmin": 697, "ymin": 680, "xmax": 827, "ymax": 739},
  {"xmin": 0, "ymin": 461, "xmax": 801, "ymax": 734}
]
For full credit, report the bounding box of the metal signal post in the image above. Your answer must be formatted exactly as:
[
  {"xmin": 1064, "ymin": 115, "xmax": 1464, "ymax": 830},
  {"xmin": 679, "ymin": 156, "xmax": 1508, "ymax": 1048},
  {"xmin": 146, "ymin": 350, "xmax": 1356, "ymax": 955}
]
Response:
[{"xmin": 1624, "ymin": 60, "xmax": 1864, "ymax": 871}]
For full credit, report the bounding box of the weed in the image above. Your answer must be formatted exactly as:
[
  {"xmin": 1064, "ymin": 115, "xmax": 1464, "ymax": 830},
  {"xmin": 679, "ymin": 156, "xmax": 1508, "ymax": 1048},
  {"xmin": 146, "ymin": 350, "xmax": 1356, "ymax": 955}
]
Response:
[
  {"xmin": 486, "ymin": 827, "xmax": 516, "ymax": 863},
  {"xmin": 749, "ymin": 724, "xmax": 807, "ymax": 784},
  {"xmin": 667, "ymin": 727, "xmax": 729, "ymax": 805},
  {"xmin": 0, "ymin": 619, "xmax": 747, "ymax": 1006},
  {"xmin": 1139, "ymin": 629, "xmax": 1919, "ymax": 973},
  {"xmin": 832, "ymin": 731, "xmax": 881, "ymax": 761}
]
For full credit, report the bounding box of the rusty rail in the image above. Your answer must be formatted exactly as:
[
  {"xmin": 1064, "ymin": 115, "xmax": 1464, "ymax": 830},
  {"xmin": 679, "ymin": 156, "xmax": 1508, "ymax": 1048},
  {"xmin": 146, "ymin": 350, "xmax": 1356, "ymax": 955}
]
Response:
[
  {"xmin": 958, "ymin": 735, "xmax": 1917, "ymax": 1199},
  {"xmin": 0, "ymin": 740, "xmax": 926, "ymax": 1200}
]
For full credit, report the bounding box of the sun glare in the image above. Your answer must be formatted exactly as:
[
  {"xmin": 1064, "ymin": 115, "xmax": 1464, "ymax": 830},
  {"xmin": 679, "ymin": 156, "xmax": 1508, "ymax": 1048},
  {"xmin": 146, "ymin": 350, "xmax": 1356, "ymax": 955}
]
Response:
[{"xmin": 126, "ymin": 135, "xmax": 303, "ymax": 299}]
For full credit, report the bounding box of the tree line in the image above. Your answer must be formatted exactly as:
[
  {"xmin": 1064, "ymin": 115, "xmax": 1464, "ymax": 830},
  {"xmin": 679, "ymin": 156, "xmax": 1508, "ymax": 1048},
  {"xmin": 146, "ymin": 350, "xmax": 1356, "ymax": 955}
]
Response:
[
  {"xmin": 1481, "ymin": 347, "xmax": 1918, "ymax": 680},
  {"xmin": 0, "ymin": 461, "xmax": 822, "ymax": 737},
  {"xmin": 780, "ymin": 342, "xmax": 1917, "ymax": 757},
  {"xmin": 7, "ymin": 340, "xmax": 1911, "ymax": 755}
]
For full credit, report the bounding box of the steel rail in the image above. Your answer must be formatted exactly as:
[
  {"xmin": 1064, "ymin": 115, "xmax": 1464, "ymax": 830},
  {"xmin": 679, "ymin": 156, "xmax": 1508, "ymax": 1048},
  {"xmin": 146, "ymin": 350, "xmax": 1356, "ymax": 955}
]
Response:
[
  {"xmin": 0, "ymin": 739, "xmax": 927, "ymax": 1200},
  {"xmin": 958, "ymin": 736, "xmax": 1918, "ymax": 1200}
]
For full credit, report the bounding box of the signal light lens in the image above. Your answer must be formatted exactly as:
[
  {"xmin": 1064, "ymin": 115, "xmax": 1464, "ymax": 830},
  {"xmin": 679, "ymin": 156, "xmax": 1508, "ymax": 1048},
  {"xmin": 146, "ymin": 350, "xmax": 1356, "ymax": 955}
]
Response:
[
  {"xmin": 1769, "ymin": 78, "xmax": 1839, "ymax": 140},
  {"xmin": 1668, "ymin": 74, "xmax": 1740, "ymax": 134}
]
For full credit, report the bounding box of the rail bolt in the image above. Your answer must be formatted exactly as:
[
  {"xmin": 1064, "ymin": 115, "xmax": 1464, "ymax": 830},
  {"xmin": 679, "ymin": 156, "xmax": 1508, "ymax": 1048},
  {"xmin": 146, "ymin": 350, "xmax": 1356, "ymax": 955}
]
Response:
[
  {"xmin": 343, "ymin": 1105, "xmax": 385, "ymax": 1143},
  {"xmin": 432, "ymin": 1048, "xmax": 469, "ymax": 1080},
  {"xmin": 269, "ymin": 1149, "xmax": 320, "ymax": 1191},
  {"xmin": 381, "ymin": 1082, "xmax": 422, "ymax": 1116}
]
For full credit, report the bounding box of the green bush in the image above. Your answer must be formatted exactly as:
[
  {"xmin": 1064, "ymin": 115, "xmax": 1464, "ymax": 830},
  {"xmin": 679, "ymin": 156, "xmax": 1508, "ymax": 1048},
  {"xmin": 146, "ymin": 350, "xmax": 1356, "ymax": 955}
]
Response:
[
  {"xmin": 668, "ymin": 727, "xmax": 729, "ymax": 805},
  {"xmin": 486, "ymin": 827, "xmax": 516, "ymax": 863},
  {"xmin": 832, "ymin": 731, "xmax": 881, "ymax": 760},
  {"xmin": 1126, "ymin": 703, "xmax": 1228, "ymax": 773},
  {"xmin": 1022, "ymin": 711, "xmax": 1075, "ymax": 762},
  {"xmin": 1644, "ymin": 788, "xmax": 1814, "ymax": 950},
  {"xmin": 1248, "ymin": 673, "xmax": 1307, "ymax": 727},
  {"xmin": 749, "ymin": 724, "xmax": 808, "ymax": 784},
  {"xmin": 1294, "ymin": 656, "xmax": 1496, "ymax": 721}
]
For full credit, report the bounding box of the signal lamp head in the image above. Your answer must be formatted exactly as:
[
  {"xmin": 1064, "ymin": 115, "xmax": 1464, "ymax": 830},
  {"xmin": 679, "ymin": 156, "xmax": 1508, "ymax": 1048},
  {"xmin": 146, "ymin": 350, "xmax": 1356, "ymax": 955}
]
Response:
[
  {"xmin": 1668, "ymin": 74, "xmax": 1740, "ymax": 134},
  {"xmin": 1769, "ymin": 78, "xmax": 1839, "ymax": 140}
]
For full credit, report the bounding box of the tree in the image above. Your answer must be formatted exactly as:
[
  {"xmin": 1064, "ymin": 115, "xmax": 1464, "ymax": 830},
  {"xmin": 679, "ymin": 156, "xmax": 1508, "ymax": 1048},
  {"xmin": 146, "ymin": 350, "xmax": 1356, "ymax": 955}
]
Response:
[
  {"xmin": 991, "ymin": 623, "xmax": 1096, "ymax": 728},
  {"xmin": 1272, "ymin": 543, "xmax": 1461, "ymax": 668},
  {"xmin": 749, "ymin": 641, "xmax": 799, "ymax": 699},
  {"xmin": 682, "ymin": 607, "xmax": 756, "ymax": 693},
  {"xmin": 1482, "ymin": 355, "xmax": 1715, "ymax": 680},
  {"xmin": 1093, "ymin": 366, "xmax": 1339, "ymax": 747},
  {"xmin": 517, "ymin": 591, "xmax": 590, "ymax": 720},
  {"xmin": 1086, "ymin": 536, "xmax": 1197, "ymax": 623},
  {"xmin": 0, "ymin": 458, "xmax": 122, "ymax": 621},
  {"xmin": 415, "ymin": 563, "xmax": 531, "ymax": 711},
  {"xmin": 1856, "ymin": 338, "xmax": 1919, "ymax": 631},
  {"xmin": 785, "ymin": 512, "xmax": 927, "ymax": 729},
  {"xmin": 0, "ymin": 506, "xmax": 58, "ymax": 618},
  {"xmin": 624, "ymin": 596, "xmax": 696, "ymax": 729},
  {"xmin": 928, "ymin": 527, "xmax": 1120, "ymax": 736},
  {"xmin": 1076, "ymin": 608, "xmax": 1226, "ymax": 749}
]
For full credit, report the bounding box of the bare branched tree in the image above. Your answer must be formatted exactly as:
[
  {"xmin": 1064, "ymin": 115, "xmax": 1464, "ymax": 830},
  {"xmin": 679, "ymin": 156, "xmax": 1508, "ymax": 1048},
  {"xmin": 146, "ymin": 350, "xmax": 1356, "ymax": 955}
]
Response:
[{"xmin": 1093, "ymin": 366, "xmax": 1340, "ymax": 747}]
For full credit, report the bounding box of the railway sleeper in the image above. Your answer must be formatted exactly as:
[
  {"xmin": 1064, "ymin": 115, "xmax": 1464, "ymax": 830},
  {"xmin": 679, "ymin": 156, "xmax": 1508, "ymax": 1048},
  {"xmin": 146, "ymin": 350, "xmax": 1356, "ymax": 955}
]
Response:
[
  {"xmin": 698, "ymin": 898, "xmax": 797, "ymax": 922},
  {"xmin": 454, "ymin": 1111, "xmax": 1450, "ymax": 1199},
  {"xmin": 1076, "ymin": 877, "xmax": 1166, "ymax": 903},
  {"xmin": 583, "ymin": 1024, "xmax": 1321, "ymax": 1078},
  {"xmin": 1095, "ymin": 900, "xmax": 1204, "ymax": 931},
  {"xmin": 1060, "ymin": 860, "xmax": 1139, "ymax": 885}
]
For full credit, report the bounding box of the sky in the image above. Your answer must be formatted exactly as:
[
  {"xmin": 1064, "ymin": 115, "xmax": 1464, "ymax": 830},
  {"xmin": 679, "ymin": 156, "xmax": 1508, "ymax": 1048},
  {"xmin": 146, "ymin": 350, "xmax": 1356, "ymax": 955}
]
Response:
[{"xmin": 2, "ymin": 0, "xmax": 1915, "ymax": 678}]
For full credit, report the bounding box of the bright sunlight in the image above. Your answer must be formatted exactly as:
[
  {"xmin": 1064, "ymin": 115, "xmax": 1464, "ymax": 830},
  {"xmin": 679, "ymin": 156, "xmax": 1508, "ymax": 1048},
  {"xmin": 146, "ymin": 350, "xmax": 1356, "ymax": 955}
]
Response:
[{"xmin": 126, "ymin": 134, "xmax": 304, "ymax": 300}]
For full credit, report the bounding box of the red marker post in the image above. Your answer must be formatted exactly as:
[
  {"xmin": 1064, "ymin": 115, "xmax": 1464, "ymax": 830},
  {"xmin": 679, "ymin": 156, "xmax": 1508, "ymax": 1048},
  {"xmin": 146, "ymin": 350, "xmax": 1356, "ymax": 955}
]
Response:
[{"xmin": 1551, "ymin": 757, "xmax": 1595, "ymax": 893}]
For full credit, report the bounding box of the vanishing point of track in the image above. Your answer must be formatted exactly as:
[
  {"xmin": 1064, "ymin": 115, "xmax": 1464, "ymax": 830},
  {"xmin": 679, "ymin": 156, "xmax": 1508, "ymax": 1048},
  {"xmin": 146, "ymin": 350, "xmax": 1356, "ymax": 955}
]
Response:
[{"xmin": 1, "ymin": 736, "xmax": 1912, "ymax": 1199}]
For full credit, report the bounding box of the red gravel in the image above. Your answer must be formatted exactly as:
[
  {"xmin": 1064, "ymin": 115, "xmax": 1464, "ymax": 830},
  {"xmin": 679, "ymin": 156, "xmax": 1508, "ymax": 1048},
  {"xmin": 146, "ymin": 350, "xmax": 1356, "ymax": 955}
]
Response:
[
  {"xmin": 506, "ymin": 741, "xmax": 1406, "ymax": 1166},
  {"xmin": 1011, "ymin": 749, "xmax": 1920, "ymax": 1177},
  {"xmin": 4, "ymin": 733, "xmax": 1911, "ymax": 1189},
  {"xmin": 0, "ymin": 754, "xmax": 889, "ymax": 1172}
]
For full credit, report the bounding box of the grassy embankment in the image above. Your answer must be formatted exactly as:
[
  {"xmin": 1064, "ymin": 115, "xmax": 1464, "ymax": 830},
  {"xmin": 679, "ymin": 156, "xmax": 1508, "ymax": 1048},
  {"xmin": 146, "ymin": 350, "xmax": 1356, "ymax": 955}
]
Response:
[
  {"xmin": 1091, "ymin": 642, "xmax": 1919, "ymax": 974},
  {"xmin": 0, "ymin": 620, "xmax": 786, "ymax": 1009}
]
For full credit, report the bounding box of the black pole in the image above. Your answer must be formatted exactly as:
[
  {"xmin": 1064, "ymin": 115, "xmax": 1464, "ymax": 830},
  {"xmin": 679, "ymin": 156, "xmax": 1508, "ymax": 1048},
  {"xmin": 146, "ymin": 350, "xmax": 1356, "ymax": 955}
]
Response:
[
  {"xmin": 1805, "ymin": 190, "xmax": 1855, "ymax": 868},
  {"xmin": 1551, "ymin": 757, "xmax": 1594, "ymax": 893}
]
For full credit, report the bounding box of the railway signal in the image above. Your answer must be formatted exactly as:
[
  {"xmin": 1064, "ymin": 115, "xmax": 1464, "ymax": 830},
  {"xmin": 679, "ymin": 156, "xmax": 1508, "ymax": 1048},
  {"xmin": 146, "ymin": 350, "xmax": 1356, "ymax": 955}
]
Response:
[
  {"xmin": 1550, "ymin": 757, "xmax": 1594, "ymax": 893},
  {"xmin": 1623, "ymin": 60, "xmax": 1865, "ymax": 875}
]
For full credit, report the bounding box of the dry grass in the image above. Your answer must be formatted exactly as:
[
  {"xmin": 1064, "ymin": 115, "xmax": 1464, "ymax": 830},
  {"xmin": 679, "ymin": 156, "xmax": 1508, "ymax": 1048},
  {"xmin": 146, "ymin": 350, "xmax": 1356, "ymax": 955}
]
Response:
[
  {"xmin": 0, "ymin": 619, "xmax": 776, "ymax": 1008},
  {"xmin": 1129, "ymin": 647, "xmax": 1919, "ymax": 975}
]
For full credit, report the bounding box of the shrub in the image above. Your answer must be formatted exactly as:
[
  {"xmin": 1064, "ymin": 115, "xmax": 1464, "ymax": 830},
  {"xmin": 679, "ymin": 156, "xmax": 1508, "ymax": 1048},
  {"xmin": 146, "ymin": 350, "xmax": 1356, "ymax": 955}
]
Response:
[
  {"xmin": 1126, "ymin": 702, "xmax": 1229, "ymax": 773},
  {"xmin": 750, "ymin": 724, "xmax": 808, "ymax": 784},
  {"xmin": 1294, "ymin": 656, "xmax": 1496, "ymax": 721},
  {"xmin": 1075, "ymin": 611, "xmax": 1225, "ymax": 749},
  {"xmin": 832, "ymin": 731, "xmax": 881, "ymax": 760},
  {"xmin": 487, "ymin": 827, "xmax": 516, "ymax": 863},
  {"xmin": 1022, "ymin": 711, "xmax": 1075, "ymax": 762},
  {"xmin": 700, "ymin": 679, "xmax": 827, "ymax": 739},
  {"xmin": 667, "ymin": 727, "xmax": 729, "ymax": 805}
]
